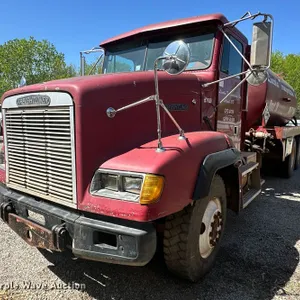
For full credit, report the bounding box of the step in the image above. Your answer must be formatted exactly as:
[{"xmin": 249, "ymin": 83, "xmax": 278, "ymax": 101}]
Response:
[
  {"xmin": 239, "ymin": 161, "xmax": 259, "ymax": 176},
  {"xmin": 243, "ymin": 188, "xmax": 261, "ymax": 209},
  {"xmin": 241, "ymin": 151, "xmax": 257, "ymax": 164}
]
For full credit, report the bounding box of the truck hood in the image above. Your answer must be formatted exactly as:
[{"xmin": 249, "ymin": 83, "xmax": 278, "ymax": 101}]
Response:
[
  {"xmin": 1, "ymin": 71, "xmax": 201, "ymax": 106},
  {"xmin": 1, "ymin": 71, "xmax": 205, "ymax": 205}
]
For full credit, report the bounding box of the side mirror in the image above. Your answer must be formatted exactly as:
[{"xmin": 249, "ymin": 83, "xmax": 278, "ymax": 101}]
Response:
[
  {"xmin": 250, "ymin": 21, "xmax": 272, "ymax": 68},
  {"xmin": 162, "ymin": 41, "xmax": 190, "ymax": 75},
  {"xmin": 18, "ymin": 76, "xmax": 26, "ymax": 88}
]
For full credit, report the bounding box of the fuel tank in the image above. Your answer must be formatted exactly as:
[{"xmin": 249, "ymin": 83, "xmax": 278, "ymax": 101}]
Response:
[{"xmin": 246, "ymin": 69, "xmax": 297, "ymax": 130}]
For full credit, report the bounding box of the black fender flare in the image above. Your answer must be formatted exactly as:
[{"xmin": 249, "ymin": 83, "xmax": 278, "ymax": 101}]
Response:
[{"xmin": 192, "ymin": 148, "xmax": 241, "ymax": 200}]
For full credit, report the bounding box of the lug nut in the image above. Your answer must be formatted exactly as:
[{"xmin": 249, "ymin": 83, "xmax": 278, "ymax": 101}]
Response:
[
  {"xmin": 59, "ymin": 228, "xmax": 67, "ymax": 237},
  {"xmin": 6, "ymin": 205, "xmax": 12, "ymax": 213}
]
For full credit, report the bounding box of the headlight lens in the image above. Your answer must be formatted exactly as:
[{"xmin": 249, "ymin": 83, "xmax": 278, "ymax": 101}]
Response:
[
  {"xmin": 90, "ymin": 170, "xmax": 164, "ymax": 204},
  {"xmin": 123, "ymin": 176, "xmax": 143, "ymax": 194},
  {"xmin": 100, "ymin": 174, "xmax": 118, "ymax": 191}
]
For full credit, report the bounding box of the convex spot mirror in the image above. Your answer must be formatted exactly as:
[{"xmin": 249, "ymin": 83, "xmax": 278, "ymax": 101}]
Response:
[
  {"xmin": 251, "ymin": 21, "xmax": 272, "ymax": 68},
  {"xmin": 18, "ymin": 76, "xmax": 26, "ymax": 88},
  {"xmin": 162, "ymin": 40, "xmax": 190, "ymax": 75}
]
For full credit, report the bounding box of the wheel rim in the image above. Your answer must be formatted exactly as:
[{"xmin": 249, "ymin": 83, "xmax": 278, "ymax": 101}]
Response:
[{"xmin": 199, "ymin": 197, "xmax": 222, "ymax": 259}]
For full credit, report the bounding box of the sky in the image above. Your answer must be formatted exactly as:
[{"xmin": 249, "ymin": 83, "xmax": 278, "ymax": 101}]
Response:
[{"xmin": 1, "ymin": 0, "xmax": 299, "ymax": 67}]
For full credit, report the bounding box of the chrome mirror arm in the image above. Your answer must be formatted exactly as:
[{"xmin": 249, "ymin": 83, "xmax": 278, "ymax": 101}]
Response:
[
  {"xmin": 106, "ymin": 40, "xmax": 190, "ymax": 153},
  {"xmin": 154, "ymin": 57, "xmax": 164, "ymax": 151},
  {"xmin": 159, "ymin": 101, "xmax": 186, "ymax": 139},
  {"xmin": 204, "ymin": 12, "xmax": 273, "ymax": 90},
  {"xmin": 88, "ymin": 53, "xmax": 104, "ymax": 75},
  {"xmin": 106, "ymin": 96, "xmax": 156, "ymax": 118},
  {"xmin": 219, "ymin": 26, "xmax": 254, "ymax": 73},
  {"xmin": 223, "ymin": 12, "xmax": 274, "ymax": 69}
]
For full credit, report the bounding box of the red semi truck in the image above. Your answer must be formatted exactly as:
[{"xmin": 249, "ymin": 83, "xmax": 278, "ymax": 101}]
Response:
[{"xmin": 0, "ymin": 12, "xmax": 299, "ymax": 282}]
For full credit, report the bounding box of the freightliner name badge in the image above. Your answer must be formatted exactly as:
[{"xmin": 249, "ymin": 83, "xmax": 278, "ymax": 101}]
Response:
[
  {"xmin": 165, "ymin": 103, "xmax": 188, "ymax": 111},
  {"xmin": 16, "ymin": 95, "xmax": 51, "ymax": 107}
]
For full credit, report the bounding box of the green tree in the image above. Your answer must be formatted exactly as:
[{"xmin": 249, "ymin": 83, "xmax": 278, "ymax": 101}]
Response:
[
  {"xmin": 271, "ymin": 51, "xmax": 300, "ymax": 102},
  {"xmin": 0, "ymin": 37, "xmax": 77, "ymax": 97},
  {"xmin": 271, "ymin": 51, "xmax": 300, "ymax": 117},
  {"xmin": 82, "ymin": 58, "xmax": 129, "ymax": 75}
]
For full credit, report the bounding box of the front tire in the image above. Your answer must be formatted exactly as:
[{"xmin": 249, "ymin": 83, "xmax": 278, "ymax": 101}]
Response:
[
  {"xmin": 163, "ymin": 175, "xmax": 227, "ymax": 282},
  {"xmin": 294, "ymin": 137, "xmax": 300, "ymax": 170},
  {"xmin": 281, "ymin": 138, "xmax": 296, "ymax": 178}
]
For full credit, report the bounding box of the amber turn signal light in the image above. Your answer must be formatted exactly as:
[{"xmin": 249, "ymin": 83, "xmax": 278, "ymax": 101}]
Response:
[{"xmin": 140, "ymin": 174, "xmax": 164, "ymax": 205}]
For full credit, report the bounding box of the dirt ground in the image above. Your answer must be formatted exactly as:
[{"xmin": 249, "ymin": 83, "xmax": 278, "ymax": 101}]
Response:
[{"xmin": 0, "ymin": 171, "xmax": 299, "ymax": 300}]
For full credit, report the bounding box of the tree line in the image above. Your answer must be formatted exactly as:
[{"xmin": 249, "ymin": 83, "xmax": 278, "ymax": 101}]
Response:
[{"xmin": 0, "ymin": 37, "xmax": 299, "ymax": 105}]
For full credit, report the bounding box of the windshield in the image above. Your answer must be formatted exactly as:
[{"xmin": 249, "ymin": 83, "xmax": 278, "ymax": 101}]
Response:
[{"xmin": 103, "ymin": 33, "xmax": 214, "ymax": 74}]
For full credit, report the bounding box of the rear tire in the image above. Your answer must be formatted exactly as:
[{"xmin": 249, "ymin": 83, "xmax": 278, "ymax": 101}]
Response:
[
  {"xmin": 281, "ymin": 138, "xmax": 296, "ymax": 178},
  {"xmin": 163, "ymin": 175, "xmax": 226, "ymax": 282},
  {"xmin": 294, "ymin": 137, "xmax": 300, "ymax": 170}
]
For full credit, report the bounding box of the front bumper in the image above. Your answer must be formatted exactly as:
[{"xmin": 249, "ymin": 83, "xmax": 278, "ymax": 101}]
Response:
[{"xmin": 0, "ymin": 184, "xmax": 157, "ymax": 266}]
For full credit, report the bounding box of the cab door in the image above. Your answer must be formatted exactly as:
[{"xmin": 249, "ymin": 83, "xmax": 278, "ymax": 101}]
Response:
[{"xmin": 217, "ymin": 34, "xmax": 244, "ymax": 150}]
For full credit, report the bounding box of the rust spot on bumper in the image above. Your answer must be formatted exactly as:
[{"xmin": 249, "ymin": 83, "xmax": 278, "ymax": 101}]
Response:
[{"xmin": 8, "ymin": 213, "xmax": 58, "ymax": 251}]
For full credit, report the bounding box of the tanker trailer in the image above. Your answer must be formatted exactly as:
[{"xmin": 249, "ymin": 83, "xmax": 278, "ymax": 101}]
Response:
[
  {"xmin": 246, "ymin": 69, "xmax": 297, "ymax": 130},
  {"xmin": 245, "ymin": 70, "xmax": 299, "ymax": 178}
]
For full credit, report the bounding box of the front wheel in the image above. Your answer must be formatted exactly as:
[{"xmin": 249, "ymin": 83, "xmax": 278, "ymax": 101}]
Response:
[
  {"xmin": 163, "ymin": 175, "xmax": 227, "ymax": 282},
  {"xmin": 281, "ymin": 138, "xmax": 296, "ymax": 178},
  {"xmin": 294, "ymin": 138, "xmax": 300, "ymax": 170}
]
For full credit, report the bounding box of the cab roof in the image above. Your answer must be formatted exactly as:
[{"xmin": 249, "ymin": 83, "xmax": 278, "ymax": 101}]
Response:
[{"xmin": 100, "ymin": 13, "xmax": 248, "ymax": 47}]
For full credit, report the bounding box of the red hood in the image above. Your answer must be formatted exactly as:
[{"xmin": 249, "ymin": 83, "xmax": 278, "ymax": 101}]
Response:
[
  {"xmin": 2, "ymin": 71, "xmax": 209, "ymax": 205},
  {"xmin": 1, "ymin": 71, "xmax": 201, "ymax": 106}
]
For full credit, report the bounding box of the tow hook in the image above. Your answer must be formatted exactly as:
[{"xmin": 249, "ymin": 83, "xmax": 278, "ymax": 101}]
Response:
[
  {"xmin": 52, "ymin": 224, "xmax": 68, "ymax": 251},
  {"xmin": 0, "ymin": 202, "xmax": 14, "ymax": 223}
]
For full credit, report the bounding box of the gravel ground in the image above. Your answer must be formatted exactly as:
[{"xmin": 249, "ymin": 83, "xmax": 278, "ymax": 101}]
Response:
[{"xmin": 0, "ymin": 171, "xmax": 299, "ymax": 300}]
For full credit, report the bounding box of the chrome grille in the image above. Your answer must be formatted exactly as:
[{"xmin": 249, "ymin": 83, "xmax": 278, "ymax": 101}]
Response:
[{"xmin": 4, "ymin": 106, "xmax": 76, "ymax": 206}]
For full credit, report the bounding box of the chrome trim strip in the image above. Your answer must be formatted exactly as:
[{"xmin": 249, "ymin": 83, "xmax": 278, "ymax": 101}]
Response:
[
  {"xmin": 2, "ymin": 108, "xmax": 9, "ymax": 182},
  {"xmin": 2, "ymin": 92, "xmax": 73, "ymax": 109},
  {"xmin": 69, "ymin": 105, "xmax": 77, "ymax": 204}
]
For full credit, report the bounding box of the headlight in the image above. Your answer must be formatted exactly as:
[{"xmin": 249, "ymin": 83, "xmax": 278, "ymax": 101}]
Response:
[
  {"xmin": 90, "ymin": 170, "xmax": 164, "ymax": 204},
  {"xmin": 101, "ymin": 174, "xmax": 118, "ymax": 191},
  {"xmin": 122, "ymin": 176, "xmax": 143, "ymax": 194}
]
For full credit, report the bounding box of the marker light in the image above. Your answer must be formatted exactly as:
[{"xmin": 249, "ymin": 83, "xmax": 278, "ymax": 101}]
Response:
[{"xmin": 140, "ymin": 174, "xmax": 164, "ymax": 205}]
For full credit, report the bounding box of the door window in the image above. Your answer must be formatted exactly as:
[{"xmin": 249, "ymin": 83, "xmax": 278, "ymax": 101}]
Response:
[{"xmin": 221, "ymin": 36, "xmax": 243, "ymax": 75}]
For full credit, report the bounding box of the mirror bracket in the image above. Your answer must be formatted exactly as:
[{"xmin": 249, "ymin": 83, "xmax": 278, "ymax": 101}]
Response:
[
  {"xmin": 224, "ymin": 11, "xmax": 272, "ymax": 29},
  {"xmin": 80, "ymin": 47, "xmax": 105, "ymax": 76},
  {"xmin": 204, "ymin": 12, "xmax": 273, "ymax": 90},
  {"xmin": 223, "ymin": 12, "xmax": 274, "ymax": 70},
  {"xmin": 106, "ymin": 93, "xmax": 187, "ymax": 151},
  {"xmin": 106, "ymin": 40, "xmax": 190, "ymax": 153}
]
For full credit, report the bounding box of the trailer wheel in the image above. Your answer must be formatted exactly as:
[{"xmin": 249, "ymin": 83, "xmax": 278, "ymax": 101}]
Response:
[
  {"xmin": 281, "ymin": 138, "xmax": 296, "ymax": 178},
  {"xmin": 163, "ymin": 175, "xmax": 226, "ymax": 282},
  {"xmin": 294, "ymin": 138, "xmax": 300, "ymax": 170}
]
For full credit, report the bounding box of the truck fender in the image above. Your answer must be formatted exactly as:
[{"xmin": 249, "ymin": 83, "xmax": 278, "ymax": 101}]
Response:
[
  {"xmin": 87, "ymin": 132, "xmax": 240, "ymax": 221},
  {"xmin": 192, "ymin": 148, "xmax": 241, "ymax": 200}
]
